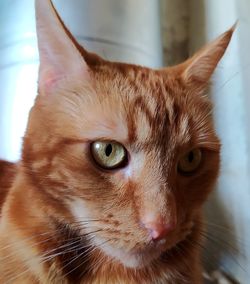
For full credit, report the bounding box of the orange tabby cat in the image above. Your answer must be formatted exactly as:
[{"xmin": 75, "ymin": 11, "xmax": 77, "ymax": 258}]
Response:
[{"xmin": 0, "ymin": 0, "xmax": 234, "ymax": 283}]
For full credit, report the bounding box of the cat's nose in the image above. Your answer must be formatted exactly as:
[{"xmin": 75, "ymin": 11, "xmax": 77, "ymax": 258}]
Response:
[{"xmin": 141, "ymin": 215, "xmax": 176, "ymax": 241}]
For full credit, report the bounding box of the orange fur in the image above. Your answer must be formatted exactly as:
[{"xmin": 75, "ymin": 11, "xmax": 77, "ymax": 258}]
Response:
[
  {"xmin": 0, "ymin": 0, "xmax": 235, "ymax": 283},
  {"xmin": 0, "ymin": 161, "xmax": 16, "ymax": 211}
]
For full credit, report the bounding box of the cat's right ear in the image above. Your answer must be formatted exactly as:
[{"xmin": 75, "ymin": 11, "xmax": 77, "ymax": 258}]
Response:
[
  {"xmin": 166, "ymin": 25, "xmax": 235, "ymax": 93},
  {"xmin": 181, "ymin": 25, "xmax": 235, "ymax": 90},
  {"xmin": 35, "ymin": 0, "xmax": 89, "ymax": 92}
]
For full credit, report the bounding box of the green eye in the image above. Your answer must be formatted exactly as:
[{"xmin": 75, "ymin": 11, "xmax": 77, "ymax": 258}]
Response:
[
  {"xmin": 90, "ymin": 141, "xmax": 127, "ymax": 170},
  {"xmin": 178, "ymin": 148, "xmax": 202, "ymax": 174}
]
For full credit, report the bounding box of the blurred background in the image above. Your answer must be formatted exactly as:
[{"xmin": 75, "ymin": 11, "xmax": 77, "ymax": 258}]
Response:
[{"xmin": 0, "ymin": 0, "xmax": 249, "ymax": 283}]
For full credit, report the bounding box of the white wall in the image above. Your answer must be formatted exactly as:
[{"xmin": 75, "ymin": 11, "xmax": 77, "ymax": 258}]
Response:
[{"xmin": 190, "ymin": 0, "xmax": 250, "ymax": 282}]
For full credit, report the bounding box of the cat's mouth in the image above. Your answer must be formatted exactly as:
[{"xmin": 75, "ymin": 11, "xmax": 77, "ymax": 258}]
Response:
[{"xmin": 94, "ymin": 222, "xmax": 194, "ymax": 269}]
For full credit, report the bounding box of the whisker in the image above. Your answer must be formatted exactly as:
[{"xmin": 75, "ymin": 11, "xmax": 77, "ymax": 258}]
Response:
[
  {"xmin": 200, "ymin": 231, "xmax": 247, "ymax": 274},
  {"xmin": 198, "ymin": 220, "xmax": 248, "ymax": 247},
  {"xmin": 42, "ymin": 228, "xmax": 103, "ymax": 260},
  {"xmin": 0, "ymin": 230, "xmax": 53, "ymax": 253},
  {"xmin": 184, "ymin": 237, "xmax": 219, "ymax": 272},
  {"xmin": 0, "ymin": 234, "xmax": 57, "ymax": 263},
  {"xmin": 200, "ymin": 230, "xmax": 243, "ymax": 254},
  {"xmin": 1, "ymin": 225, "xmax": 90, "ymax": 264},
  {"xmin": 61, "ymin": 238, "xmax": 112, "ymax": 279},
  {"xmin": 5, "ymin": 231, "xmax": 99, "ymax": 283},
  {"xmin": 215, "ymin": 62, "xmax": 250, "ymax": 93}
]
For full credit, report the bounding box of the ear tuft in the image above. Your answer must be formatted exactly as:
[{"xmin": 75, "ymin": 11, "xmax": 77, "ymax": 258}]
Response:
[
  {"xmin": 35, "ymin": 0, "xmax": 89, "ymax": 91},
  {"xmin": 181, "ymin": 24, "xmax": 236, "ymax": 88}
]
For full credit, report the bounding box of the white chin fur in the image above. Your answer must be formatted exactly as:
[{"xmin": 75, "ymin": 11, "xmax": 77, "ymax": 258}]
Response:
[{"xmin": 94, "ymin": 237, "xmax": 162, "ymax": 268}]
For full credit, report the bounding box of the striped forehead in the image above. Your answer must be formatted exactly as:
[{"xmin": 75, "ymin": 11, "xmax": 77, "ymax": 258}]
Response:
[
  {"xmin": 94, "ymin": 64, "xmax": 212, "ymax": 149},
  {"xmin": 123, "ymin": 75, "xmax": 190, "ymax": 147}
]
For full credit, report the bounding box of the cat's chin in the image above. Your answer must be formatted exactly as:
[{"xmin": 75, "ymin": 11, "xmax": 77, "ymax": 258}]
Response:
[{"xmin": 98, "ymin": 239, "xmax": 171, "ymax": 269}]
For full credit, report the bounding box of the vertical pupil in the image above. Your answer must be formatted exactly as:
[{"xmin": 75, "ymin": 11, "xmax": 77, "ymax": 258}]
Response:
[
  {"xmin": 188, "ymin": 151, "xmax": 194, "ymax": 163},
  {"xmin": 105, "ymin": 144, "xmax": 113, "ymax": 157}
]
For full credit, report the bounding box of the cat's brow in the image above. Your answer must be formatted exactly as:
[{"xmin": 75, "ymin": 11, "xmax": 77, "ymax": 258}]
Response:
[{"xmin": 126, "ymin": 95, "xmax": 157, "ymax": 145}]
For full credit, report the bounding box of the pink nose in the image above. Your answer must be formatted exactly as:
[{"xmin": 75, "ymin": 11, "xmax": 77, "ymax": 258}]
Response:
[{"xmin": 142, "ymin": 216, "xmax": 176, "ymax": 241}]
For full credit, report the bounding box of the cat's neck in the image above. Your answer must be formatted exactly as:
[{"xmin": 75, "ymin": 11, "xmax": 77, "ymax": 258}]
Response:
[{"xmin": 0, "ymin": 169, "xmax": 202, "ymax": 284}]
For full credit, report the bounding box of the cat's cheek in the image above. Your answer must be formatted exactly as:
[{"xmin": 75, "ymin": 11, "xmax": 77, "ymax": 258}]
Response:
[
  {"xmin": 66, "ymin": 199, "xmax": 145, "ymax": 268},
  {"xmin": 67, "ymin": 198, "xmax": 94, "ymax": 228}
]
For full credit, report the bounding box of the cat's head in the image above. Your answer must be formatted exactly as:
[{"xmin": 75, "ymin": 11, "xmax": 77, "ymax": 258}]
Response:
[{"xmin": 23, "ymin": 0, "xmax": 234, "ymax": 268}]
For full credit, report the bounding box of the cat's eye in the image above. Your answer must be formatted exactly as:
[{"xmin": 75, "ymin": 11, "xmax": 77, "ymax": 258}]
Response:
[
  {"xmin": 90, "ymin": 141, "xmax": 128, "ymax": 170},
  {"xmin": 178, "ymin": 148, "xmax": 202, "ymax": 174}
]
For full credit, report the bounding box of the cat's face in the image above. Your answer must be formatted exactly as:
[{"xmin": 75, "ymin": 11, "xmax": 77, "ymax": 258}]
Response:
[{"xmin": 23, "ymin": 0, "xmax": 233, "ymax": 268}]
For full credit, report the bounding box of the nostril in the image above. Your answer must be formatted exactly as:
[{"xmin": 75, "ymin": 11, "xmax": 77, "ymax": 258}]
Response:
[
  {"xmin": 146, "ymin": 222, "xmax": 175, "ymax": 241},
  {"xmin": 143, "ymin": 222, "xmax": 175, "ymax": 241},
  {"xmin": 140, "ymin": 213, "xmax": 177, "ymax": 241}
]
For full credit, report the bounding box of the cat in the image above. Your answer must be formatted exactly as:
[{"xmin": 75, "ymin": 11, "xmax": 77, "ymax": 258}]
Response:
[{"xmin": 0, "ymin": 0, "xmax": 235, "ymax": 283}]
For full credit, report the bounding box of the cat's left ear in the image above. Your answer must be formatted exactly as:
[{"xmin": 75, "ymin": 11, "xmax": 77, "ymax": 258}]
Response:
[
  {"xmin": 35, "ymin": 0, "xmax": 89, "ymax": 90},
  {"xmin": 177, "ymin": 24, "xmax": 236, "ymax": 91}
]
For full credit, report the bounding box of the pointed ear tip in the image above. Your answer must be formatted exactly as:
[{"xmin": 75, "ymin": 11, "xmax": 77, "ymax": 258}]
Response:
[
  {"xmin": 231, "ymin": 21, "xmax": 238, "ymax": 32},
  {"xmin": 224, "ymin": 21, "xmax": 237, "ymax": 38},
  {"xmin": 216, "ymin": 22, "xmax": 237, "ymax": 49},
  {"xmin": 180, "ymin": 21, "xmax": 238, "ymax": 85}
]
